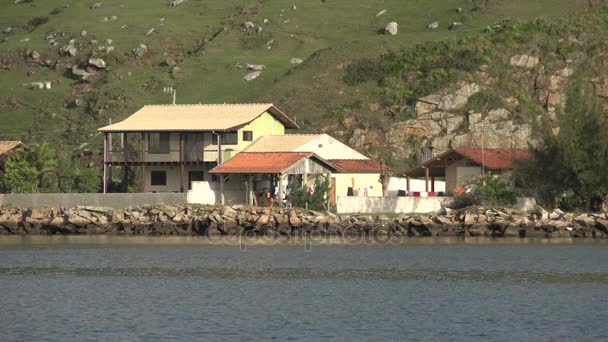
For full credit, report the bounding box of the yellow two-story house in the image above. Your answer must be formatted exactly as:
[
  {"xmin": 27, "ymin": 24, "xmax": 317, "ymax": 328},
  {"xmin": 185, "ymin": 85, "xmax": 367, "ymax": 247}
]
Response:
[{"xmin": 98, "ymin": 103, "xmax": 299, "ymax": 193}]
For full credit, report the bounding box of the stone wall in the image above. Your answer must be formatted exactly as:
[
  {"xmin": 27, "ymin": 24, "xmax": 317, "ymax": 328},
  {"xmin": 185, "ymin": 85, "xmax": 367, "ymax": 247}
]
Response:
[
  {"xmin": 0, "ymin": 193, "xmax": 187, "ymax": 209},
  {"xmin": 0, "ymin": 205, "xmax": 606, "ymax": 239}
]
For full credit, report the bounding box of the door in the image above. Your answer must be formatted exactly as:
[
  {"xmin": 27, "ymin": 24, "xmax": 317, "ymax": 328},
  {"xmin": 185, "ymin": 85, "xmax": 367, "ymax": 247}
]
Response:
[{"xmin": 188, "ymin": 171, "xmax": 205, "ymax": 190}]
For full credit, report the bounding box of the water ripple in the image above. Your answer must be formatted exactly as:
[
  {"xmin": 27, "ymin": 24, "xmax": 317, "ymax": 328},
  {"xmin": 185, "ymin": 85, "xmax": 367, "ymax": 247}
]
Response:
[{"xmin": 1, "ymin": 267, "xmax": 607, "ymax": 283}]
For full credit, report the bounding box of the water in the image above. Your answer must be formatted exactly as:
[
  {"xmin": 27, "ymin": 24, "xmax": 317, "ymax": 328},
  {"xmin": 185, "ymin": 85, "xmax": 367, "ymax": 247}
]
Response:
[{"xmin": 1, "ymin": 236, "xmax": 607, "ymax": 341}]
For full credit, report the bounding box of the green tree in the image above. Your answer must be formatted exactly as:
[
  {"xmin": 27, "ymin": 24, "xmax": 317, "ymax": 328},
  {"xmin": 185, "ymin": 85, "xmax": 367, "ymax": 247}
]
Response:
[
  {"xmin": 290, "ymin": 176, "xmax": 332, "ymax": 211},
  {"xmin": 9, "ymin": 144, "xmax": 57, "ymax": 191},
  {"xmin": 515, "ymin": 77, "xmax": 608, "ymax": 210},
  {"xmin": 0, "ymin": 159, "xmax": 38, "ymax": 193},
  {"xmin": 73, "ymin": 167, "xmax": 101, "ymax": 193}
]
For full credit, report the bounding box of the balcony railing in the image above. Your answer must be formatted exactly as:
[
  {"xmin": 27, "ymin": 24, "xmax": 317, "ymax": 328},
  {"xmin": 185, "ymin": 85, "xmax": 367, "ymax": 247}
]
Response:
[{"xmin": 108, "ymin": 148, "xmax": 220, "ymax": 163}]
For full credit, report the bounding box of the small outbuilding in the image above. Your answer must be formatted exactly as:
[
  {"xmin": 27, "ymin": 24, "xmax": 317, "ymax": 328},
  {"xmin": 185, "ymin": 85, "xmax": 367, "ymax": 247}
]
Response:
[
  {"xmin": 399, "ymin": 148, "xmax": 531, "ymax": 194},
  {"xmin": 209, "ymin": 152, "xmax": 337, "ymax": 205}
]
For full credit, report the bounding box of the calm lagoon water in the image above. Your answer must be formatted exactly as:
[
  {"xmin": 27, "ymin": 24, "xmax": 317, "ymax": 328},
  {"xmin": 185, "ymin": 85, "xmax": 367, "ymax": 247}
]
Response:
[{"xmin": 0, "ymin": 236, "xmax": 607, "ymax": 341}]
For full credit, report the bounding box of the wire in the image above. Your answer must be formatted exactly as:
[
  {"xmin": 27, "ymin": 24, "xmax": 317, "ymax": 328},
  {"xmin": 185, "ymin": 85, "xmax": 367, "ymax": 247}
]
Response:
[{"xmin": 0, "ymin": 124, "xmax": 101, "ymax": 137}]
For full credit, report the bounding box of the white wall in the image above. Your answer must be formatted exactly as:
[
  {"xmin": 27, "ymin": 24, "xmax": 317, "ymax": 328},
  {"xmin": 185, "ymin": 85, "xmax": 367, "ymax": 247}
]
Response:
[
  {"xmin": 187, "ymin": 180, "xmax": 246, "ymax": 205},
  {"xmin": 297, "ymin": 134, "xmax": 368, "ymax": 160},
  {"xmin": 337, "ymin": 196, "xmax": 449, "ymax": 214},
  {"xmin": 337, "ymin": 196, "xmax": 537, "ymax": 214},
  {"xmin": 332, "ymin": 173, "xmax": 383, "ymax": 197},
  {"xmin": 143, "ymin": 165, "xmax": 209, "ymax": 192}
]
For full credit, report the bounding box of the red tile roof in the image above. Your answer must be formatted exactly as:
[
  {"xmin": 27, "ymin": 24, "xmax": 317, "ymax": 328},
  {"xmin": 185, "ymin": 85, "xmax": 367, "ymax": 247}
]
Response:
[
  {"xmin": 452, "ymin": 148, "xmax": 531, "ymax": 170},
  {"xmin": 400, "ymin": 148, "xmax": 532, "ymax": 177},
  {"xmin": 0, "ymin": 141, "xmax": 25, "ymax": 156},
  {"xmin": 210, "ymin": 152, "xmax": 319, "ymax": 174},
  {"xmin": 328, "ymin": 159, "xmax": 391, "ymax": 173}
]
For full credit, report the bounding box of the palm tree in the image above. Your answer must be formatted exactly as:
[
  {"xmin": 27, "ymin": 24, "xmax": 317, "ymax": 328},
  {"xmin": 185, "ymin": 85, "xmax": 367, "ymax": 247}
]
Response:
[{"xmin": 9, "ymin": 143, "xmax": 57, "ymax": 192}]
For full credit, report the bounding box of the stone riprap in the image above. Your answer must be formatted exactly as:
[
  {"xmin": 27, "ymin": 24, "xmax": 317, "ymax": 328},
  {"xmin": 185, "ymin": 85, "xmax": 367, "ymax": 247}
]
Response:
[{"xmin": 0, "ymin": 205, "xmax": 606, "ymax": 238}]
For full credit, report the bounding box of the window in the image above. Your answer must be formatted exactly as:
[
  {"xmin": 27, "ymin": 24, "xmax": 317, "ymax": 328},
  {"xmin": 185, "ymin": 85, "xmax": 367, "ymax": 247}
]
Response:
[
  {"xmin": 211, "ymin": 132, "xmax": 238, "ymax": 145},
  {"xmin": 243, "ymin": 130, "xmax": 253, "ymax": 141},
  {"xmin": 151, "ymin": 171, "xmax": 167, "ymax": 186},
  {"xmin": 149, "ymin": 133, "xmax": 170, "ymax": 154}
]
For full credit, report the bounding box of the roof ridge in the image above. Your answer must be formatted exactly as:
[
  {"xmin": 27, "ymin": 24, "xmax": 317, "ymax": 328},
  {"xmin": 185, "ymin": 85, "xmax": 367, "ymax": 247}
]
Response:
[{"xmin": 143, "ymin": 103, "xmax": 273, "ymax": 107}]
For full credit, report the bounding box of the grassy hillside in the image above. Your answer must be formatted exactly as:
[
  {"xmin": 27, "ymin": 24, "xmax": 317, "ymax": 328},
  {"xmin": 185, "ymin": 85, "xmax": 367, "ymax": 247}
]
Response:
[{"xmin": 0, "ymin": 0, "xmax": 597, "ymax": 152}]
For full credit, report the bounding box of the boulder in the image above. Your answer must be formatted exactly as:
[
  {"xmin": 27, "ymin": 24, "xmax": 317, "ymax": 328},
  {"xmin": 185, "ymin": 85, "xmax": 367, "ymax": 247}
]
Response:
[
  {"xmin": 256, "ymin": 214, "xmax": 270, "ymax": 227},
  {"xmin": 464, "ymin": 213, "xmax": 476, "ymax": 225},
  {"xmin": 448, "ymin": 22, "xmax": 463, "ymax": 31},
  {"xmin": 289, "ymin": 215, "xmax": 302, "ymax": 227},
  {"xmin": 169, "ymin": 0, "xmax": 184, "ymax": 6},
  {"xmin": 427, "ymin": 21, "xmax": 439, "ymax": 30},
  {"xmin": 91, "ymin": 3, "xmax": 104, "ymax": 10},
  {"xmin": 133, "ymin": 44, "xmax": 148, "ymax": 58},
  {"xmin": 510, "ymin": 55, "xmax": 540, "ymax": 69},
  {"xmin": 60, "ymin": 44, "xmax": 78, "ymax": 56},
  {"xmin": 145, "ymin": 28, "xmax": 156, "ymax": 36},
  {"xmin": 71, "ymin": 65, "xmax": 94, "ymax": 81},
  {"xmin": 376, "ymin": 10, "xmax": 387, "ymax": 17},
  {"xmin": 385, "ymin": 22, "xmax": 398, "ymax": 35},
  {"xmin": 243, "ymin": 71, "xmax": 261, "ymax": 81},
  {"xmin": 221, "ymin": 205, "xmax": 237, "ymax": 218},
  {"xmin": 88, "ymin": 57, "xmax": 107, "ymax": 69},
  {"xmin": 30, "ymin": 50, "xmax": 40, "ymax": 61},
  {"xmin": 3, "ymin": 27, "xmax": 11, "ymax": 34},
  {"xmin": 290, "ymin": 58, "xmax": 303, "ymax": 64},
  {"xmin": 243, "ymin": 22, "xmax": 255, "ymax": 31},
  {"xmin": 574, "ymin": 214, "xmax": 595, "ymax": 227},
  {"xmin": 246, "ymin": 64, "xmax": 266, "ymax": 71}
]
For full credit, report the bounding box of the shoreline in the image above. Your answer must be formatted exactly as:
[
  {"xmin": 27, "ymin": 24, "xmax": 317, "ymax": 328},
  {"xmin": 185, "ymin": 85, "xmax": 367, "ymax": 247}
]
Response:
[
  {"xmin": 1, "ymin": 204, "xmax": 606, "ymax": 239},
  {"xmin": 1, "ymin": 235, "xmax": 607, "ymax": 246}
]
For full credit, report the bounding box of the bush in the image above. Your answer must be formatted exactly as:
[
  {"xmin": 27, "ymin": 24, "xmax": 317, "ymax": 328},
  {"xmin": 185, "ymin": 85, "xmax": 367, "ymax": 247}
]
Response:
[
  {"xmin": 290, "ymin": 176, "xmax": 331, "ymax": 211},
  {"xmin": 447, "ymin": 175, "xmax": 516, "ymax": 209},
  {"xmin": 465, "ymin": 90, "xmax": 506, "ymax": 111},
  {"xmin": 73, "ymin": 168, "xmax": 101, "ymax": 193},
  {"xmin": 449, "ymin": 191, "xmax": 481, "ymax": 209},
  {"xmin": 0, "ymin": 159, "xmax": 38, "ymax": 193},
  {"xmin": 473, "ymin": 175, "xmax": 517, "ymax": 206},
  {"xmin": 343, "ymin": 58, "xmax": 387, "ymax": 85},
  {"xmin": 28, "ymin": 16, "xmax": 48, "ymax": 28}
]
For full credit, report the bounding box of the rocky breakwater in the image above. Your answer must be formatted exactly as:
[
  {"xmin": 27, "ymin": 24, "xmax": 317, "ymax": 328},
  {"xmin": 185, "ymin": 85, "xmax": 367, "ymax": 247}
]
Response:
[{"xmin": 0, "ymin": 205, "xmax": 606, "ymax": 239}]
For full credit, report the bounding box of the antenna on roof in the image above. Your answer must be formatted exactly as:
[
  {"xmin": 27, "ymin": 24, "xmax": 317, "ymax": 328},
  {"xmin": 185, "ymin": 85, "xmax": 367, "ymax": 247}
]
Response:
[{"xmin": 163, "ymin": 87, "xmax": 176, "ymax": 105}]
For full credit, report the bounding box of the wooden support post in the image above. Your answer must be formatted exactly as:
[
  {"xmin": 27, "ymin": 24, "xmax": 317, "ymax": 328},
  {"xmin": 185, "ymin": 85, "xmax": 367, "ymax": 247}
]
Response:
[
  {"xmin": 406, "ymin": 176, "xmax": 411, "ymax": 192},
  {"xmin": 278, "ymin": 173, "xmax": 285, "ymax": 207},
  {"xmin": 103, "ymin": 133, "xmax": 109, "ymax": 193},
  {"xmin": 431, "ymin": 176, "xmax": 435, "ymax": 192},
  {"xmin": 220, "ymin": 175, "xmax": 225, "ymax": 205},
  {"xmin": 122, "ymin": 132, "xmax": 128, "ymax": 193},
  {"xmin": 425, "ymin": 167, "xmax": 430, "ymax": 193},
  {"xmin": 245, "ymin": 175, "xmax": 250, "ymax": 205},
  {"xmin": 179, "ymin": 132, "xmax": 185, "ymax": 192},
  {"xmin": 141, "ymin": 132, "xmax": 146, "ymax": 193}
]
